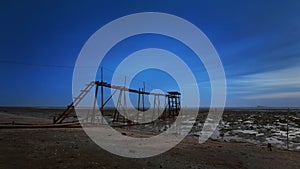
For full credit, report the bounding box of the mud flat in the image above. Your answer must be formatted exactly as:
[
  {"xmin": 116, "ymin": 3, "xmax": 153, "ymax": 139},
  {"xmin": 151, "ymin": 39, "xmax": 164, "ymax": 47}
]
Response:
[
  {"xmin": 1, "ymin": 127, "xmax": 300, "ymax": 169},
  {"xmin": 0, "ymin": 108, "xmax": 300, "ymax": 168}
]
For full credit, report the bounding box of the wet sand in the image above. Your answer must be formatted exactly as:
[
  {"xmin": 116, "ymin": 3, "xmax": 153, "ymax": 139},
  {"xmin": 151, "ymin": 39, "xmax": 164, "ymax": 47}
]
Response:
[
  {"xmin": 1, "ymin": 127, "xmax": 300, "ymax": 169},
  {"xmin": 0, "ymin": 110, "xmax": 300, "ymax": 169}
]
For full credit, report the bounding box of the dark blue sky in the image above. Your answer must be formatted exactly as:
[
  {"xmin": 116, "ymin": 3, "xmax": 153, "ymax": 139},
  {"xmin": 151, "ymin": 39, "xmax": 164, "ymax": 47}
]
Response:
[{"xmin": 1, "ymin": 0, "xmax": 300, "ymax": 107}]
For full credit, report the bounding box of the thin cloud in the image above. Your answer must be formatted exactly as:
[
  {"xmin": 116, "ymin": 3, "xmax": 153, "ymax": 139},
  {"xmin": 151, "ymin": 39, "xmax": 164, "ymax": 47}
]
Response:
[
  {"xmin": 229, "ymin": 65, "xmax": 300, "ymax": 99},
  {"xmin": 243, "ymin": 92, "xmax": 300, "ymax": 99}
]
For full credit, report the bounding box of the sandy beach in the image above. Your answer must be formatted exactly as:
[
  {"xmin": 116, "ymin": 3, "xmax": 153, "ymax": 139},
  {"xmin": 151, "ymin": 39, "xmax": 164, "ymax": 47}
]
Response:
[
  {"xmin": 1, "ymin": 127, "xmax": 300, "ymax": 169},
  {"xmin": 0, "ymin": 109, "xmax": 300, "ymax": 169}
]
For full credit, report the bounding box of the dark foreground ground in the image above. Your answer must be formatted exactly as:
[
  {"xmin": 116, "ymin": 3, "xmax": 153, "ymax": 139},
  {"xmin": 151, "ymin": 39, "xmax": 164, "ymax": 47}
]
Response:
[
  {"xmin": 0, "ymin": 108, "xmax": 300, "ymax": 169},
  {"xmin": 1, "ymin": 127, "xmax": 300, "ymax": 169}
]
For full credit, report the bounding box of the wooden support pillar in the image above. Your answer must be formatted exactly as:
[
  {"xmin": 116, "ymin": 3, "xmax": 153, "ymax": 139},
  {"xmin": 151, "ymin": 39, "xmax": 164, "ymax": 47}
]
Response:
[
  {"xmin": 101, "ymin": 67, "xmax": 104, "ymax": 124},
  {"xmin": 142, "ymin": 82, "xmax": 145, "ymax": 122},
  {"xmin": 91, "ymin": 84, "xmax": 99, "ymax": 124},
  {"xmin": 137, "ymin": 88, "xmax": 141, "ymax": 123},
  {"xmin": 113, "ymin": 90, "xmax": 123, "ymax": 122},
  {"xmin": 123, "ymin": 77, "xmax": 127, "ymax": 124}
]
